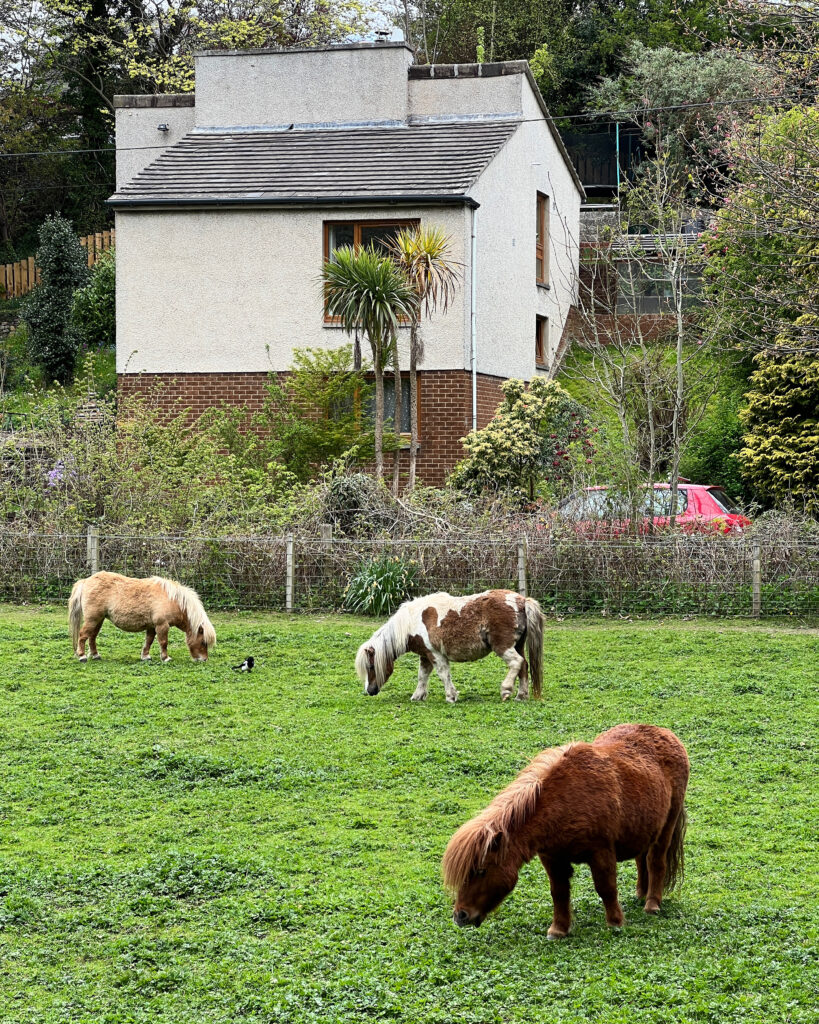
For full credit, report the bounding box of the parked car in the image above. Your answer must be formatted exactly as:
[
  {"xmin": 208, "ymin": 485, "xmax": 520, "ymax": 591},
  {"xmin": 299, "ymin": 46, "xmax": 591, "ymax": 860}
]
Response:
[{"xmin": 558, "ymin": 483, "xmax": 751, "ymax": 535}]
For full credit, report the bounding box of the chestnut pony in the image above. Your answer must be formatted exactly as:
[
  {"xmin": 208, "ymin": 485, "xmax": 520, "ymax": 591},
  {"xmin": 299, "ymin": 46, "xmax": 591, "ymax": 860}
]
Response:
[
  {"xmin": 355, "ymin": 590, "xmax": 544, "ymax": 703},
  {"xmin": 69, "ymin": 571, "xmax": 216, "ymax": 662},
  {"xmin": 443, "ymin": 723, "xmax": 689, "ymax": 937}
]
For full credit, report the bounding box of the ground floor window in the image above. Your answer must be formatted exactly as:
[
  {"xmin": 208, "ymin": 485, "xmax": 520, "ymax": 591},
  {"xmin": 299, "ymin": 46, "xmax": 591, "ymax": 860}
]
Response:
[
  {"xmin": 536, "ymin": 316, "xmax": 549, "ymax": 369},
  {"xmin": 365, "ymin": 376, "xmax": 412, "ymax": 434}
]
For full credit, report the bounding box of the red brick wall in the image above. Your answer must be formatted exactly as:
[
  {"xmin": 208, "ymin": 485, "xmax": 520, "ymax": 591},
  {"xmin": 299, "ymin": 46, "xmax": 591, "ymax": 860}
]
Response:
[{"xmin": 118, "ymin": 369, "xmax": 507, "ymax": 486}]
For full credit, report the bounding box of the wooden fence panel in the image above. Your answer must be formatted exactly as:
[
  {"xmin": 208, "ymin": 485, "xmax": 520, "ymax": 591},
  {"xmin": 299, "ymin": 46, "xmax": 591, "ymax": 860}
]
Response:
[{"xmin": 1, "ymin": 230, "xmax": 114, "ymax": 299}]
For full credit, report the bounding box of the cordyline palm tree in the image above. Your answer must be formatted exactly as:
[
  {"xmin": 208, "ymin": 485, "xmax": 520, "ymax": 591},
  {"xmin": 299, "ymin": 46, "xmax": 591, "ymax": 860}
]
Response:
[
  {"xmin": 388, "ymin": 227, "xmax": 460, "ymax": 490},
  {"xmin": 322, "ymin": 245, "xmax": 417, "ymax": 483}
]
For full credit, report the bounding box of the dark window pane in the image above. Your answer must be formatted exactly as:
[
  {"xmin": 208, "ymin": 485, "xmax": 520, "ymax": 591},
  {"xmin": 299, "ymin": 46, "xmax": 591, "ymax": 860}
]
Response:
[
  {"xmin": 364, "ymin": 378, "xmax": 412, "ymax": 432},
  {"xmin": 328, "ymin": 223, "xmax": 354, "ymax": 256},
  {"xmin": 360, "ymin": 224, "xmax": 401, "ymax": 254}
]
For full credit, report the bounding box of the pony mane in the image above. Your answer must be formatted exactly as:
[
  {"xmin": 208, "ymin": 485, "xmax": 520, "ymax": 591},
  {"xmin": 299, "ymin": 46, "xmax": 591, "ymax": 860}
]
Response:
[
  {"xmin": 354, "ymin": 598, "xmax": 420, "ymax": 686},
  {"xmin": 442, "ymin": 745, "xmax": 573, "ymax": 891},
  {"xmin": 153, "ymin": 576, "xmax": 216, "ymax": 647}
]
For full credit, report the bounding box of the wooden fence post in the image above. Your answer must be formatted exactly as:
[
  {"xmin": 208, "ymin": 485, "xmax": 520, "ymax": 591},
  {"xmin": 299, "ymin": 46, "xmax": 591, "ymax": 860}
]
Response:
[
  {"xmin": 517, "ymin": 536, "xmax": 528, "ymax": 597},
  {"xmin": 285, "ymin": 534, "xmax": 295, "ymax": 612},
  {"xmin": 87, "ymin": 525, "xmax": 100, "ymax": 575},
  {"xmin": 752, "ymin": 542, "xmax": 761, "ymax": 618}
]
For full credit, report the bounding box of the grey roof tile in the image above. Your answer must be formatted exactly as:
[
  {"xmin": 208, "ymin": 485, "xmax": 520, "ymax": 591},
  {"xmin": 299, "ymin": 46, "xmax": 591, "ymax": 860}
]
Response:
[{"xmin": 109, "ymin": 119, "xmax": 519, "ymax": 206}]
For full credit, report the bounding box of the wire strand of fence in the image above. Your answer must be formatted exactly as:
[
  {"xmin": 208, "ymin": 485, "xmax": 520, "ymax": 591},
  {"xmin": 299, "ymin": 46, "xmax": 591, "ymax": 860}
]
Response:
[{"xmin": 1, "ymin": 529, "xmax": 818, "ymax": 618}]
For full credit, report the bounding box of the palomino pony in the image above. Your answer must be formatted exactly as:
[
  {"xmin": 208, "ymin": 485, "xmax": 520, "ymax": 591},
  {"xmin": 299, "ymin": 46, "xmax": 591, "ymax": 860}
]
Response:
[
  {"xmin": 355, "ymin": 590, "xmax": 543, "ymax": 703},
  {"xmin": 443, "ymin": 723, "xmax": 689, "ymax": 937},
  {"xmin": 69, "ymin": 571, "xmax": 216, "ymax": 662}
]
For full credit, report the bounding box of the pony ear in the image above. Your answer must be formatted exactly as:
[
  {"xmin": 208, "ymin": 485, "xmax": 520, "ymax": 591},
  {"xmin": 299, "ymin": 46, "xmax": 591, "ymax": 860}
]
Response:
[
  {"xmin": 366, "ymin": 645, "xmax": 375, "ymax": 668},
  {"xmin": 198, "ymin": 625, "xmax": 204, "ymax": 635},
  {"xmin": 486, "ymin": 830, "xmax": 504, "ymax": 855}
]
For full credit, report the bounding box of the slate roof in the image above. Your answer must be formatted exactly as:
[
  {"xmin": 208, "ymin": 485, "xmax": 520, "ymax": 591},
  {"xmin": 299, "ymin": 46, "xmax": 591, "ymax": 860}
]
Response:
[{"xmin": 109, "ymin": 119, "xmax": 520, "ymax": 207}]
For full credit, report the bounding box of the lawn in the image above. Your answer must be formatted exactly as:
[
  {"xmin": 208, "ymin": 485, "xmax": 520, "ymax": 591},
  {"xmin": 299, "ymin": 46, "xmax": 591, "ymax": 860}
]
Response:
[{"xmin": 0, "ymin": 606, "xmax": 816, "ymax": 1024}]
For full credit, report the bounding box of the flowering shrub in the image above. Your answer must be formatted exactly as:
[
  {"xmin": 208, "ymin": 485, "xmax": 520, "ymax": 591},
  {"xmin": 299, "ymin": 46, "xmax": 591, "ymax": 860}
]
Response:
[
  {"xmin": 449, "ymin": 378, "xmax": 595, "ymax": 503},
  {"xmin": 343, "ymin": 555, "xmax": 418, "ymax": 616}
]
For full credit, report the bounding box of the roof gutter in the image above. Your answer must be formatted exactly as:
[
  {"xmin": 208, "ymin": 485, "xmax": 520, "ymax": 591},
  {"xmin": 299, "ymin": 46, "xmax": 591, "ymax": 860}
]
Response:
[{"xmin": 107, "ymin": 194, "xmax": 481, "ymax": 211}]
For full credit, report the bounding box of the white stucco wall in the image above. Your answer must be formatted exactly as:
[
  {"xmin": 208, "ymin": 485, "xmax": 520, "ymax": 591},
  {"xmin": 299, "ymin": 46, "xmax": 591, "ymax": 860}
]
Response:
[
  {"xmin": 408, "ymin": 75, "xmax": 522, "ymax": 120},
  {"xmin": 114, "ymin": 102, "xmax": 195, "ymax": 189},
  {"xmin": 469, "ymin": 84, "xmax": 580, "ymax": 379},
  {"xmin": 115, "ymin": 204, "xmax": 470, "ymax": 375},
  {"xmin": 194, "ymin": 44, "xmax": 413, "ymax": 129}
]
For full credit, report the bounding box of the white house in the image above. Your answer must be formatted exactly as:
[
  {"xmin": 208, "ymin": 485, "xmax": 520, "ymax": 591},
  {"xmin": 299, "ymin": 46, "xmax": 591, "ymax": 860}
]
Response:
[{"xmin": 110, "ymin": 42, "xmax": 583, "ymax": 483}]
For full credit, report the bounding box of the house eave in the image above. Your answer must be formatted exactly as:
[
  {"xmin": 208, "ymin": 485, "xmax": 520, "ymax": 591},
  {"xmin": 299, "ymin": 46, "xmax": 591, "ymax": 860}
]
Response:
[{"xmin": 107, "ymin": 194, "xmax": 481, "ymax": 211}]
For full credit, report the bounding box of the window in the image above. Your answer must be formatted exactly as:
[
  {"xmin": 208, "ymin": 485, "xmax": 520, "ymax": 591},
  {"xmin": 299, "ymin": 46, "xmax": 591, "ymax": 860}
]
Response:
[
  {"xmin": 364, "ymin": 377, "xmax": 413, "ymax": 434},
  {"xmin": 536, "ymin": 193, "xmax": 550, "ymax": 285},
  {"xmin": 535, "ymin": 316, "xmax": 549, "ymax": 369},
  {"xmin": 615, "ymin": 261, "xmax": 703, "ymax": 314},
  {"xmin": 324, "ymin": 219, "xmax": 418, "ymax": 322}
]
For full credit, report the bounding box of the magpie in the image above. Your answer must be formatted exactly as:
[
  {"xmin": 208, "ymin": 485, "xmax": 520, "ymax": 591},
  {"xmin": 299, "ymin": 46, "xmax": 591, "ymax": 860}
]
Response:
[{"xmin": 232, "ymin": 657, "xmax": 255, "ymax": 672}]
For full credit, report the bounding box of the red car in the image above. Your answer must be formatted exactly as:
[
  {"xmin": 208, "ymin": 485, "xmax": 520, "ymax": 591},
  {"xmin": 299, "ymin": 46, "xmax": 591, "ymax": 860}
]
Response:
[{"xmin": 559, "ymin": 483, "xmax": 751, "ymax": 535}]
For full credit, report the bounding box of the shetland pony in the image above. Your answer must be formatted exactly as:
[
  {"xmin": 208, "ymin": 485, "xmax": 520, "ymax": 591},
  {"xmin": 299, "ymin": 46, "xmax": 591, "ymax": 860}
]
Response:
[
  {"xmin": 442, "ymin": 723, "xmax": 689, "ymax": 936},
  {"xmin": 355, "ymin": 590, "xmax": 543, "ymax": 703},
  {"xmin": 69, "ymin": 571, "xmax": 216, "ymax": 662}
]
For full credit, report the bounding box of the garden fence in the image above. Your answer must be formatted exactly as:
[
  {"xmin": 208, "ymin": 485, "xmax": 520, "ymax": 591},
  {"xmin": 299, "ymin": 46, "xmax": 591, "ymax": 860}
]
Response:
[
  {"xmin": 0, "ymin": 230, "xmax": 115, "ymax": 300},
  {"xmin": 2, "ymin": 528, "xmax": 818, "ymax": 619}
]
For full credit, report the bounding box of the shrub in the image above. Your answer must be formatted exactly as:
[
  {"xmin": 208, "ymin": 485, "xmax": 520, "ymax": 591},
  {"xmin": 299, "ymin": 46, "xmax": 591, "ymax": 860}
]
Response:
[
  {"xmin": 21, "ymin": 215, "xmax": 88, "ymax": 385},
  {"xmin": 324, "ymin": 473, "xmax": 395, "ymax": 536},
  {"xmin": 344, "ymin": 555, "xmax": 419, "ymax": 616},
  {"xmin": 71, "ymin": 248, "xmax": 115, "ymax": 351}
]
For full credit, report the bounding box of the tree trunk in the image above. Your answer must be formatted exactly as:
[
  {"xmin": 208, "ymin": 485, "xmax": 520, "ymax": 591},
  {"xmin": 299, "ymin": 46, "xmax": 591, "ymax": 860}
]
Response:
[
  {"xmin": 408, "ymin": 322, "xmax": 419, "ymax": 491},
  {"xmin": 373, "ymin": 361, "xmax": 384, "ymax": 481}
]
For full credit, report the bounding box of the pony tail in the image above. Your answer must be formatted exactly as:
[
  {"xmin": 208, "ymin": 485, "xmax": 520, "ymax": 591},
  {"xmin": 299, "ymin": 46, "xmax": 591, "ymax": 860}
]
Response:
[
  {"xmin": 68, "ymin": 579, "xmax": 85, "ymax": 649},
  {"xmin": 524, "ymin": 597, "xmax": 544, "ymax": 699},
  {"xmin": 664, "ymin": 805, "xmax": 687, "ymax": 891}
]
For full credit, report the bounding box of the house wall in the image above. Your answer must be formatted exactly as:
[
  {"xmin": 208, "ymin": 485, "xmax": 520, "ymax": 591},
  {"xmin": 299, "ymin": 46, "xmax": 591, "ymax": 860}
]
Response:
[
  {"xmin": 193, "ymin": 44, "xmax": 413, "ymax": 128},
  {"xmin": 115, "ymin": 204, "xmax": 471, "ymax": 376},
  {"xmin": 118, "ymin": 368, "xmax": 504, "ymax": 486},
  {"xmin": 114, "ymin": 96, "xmax": 196, "ymax": 189}
]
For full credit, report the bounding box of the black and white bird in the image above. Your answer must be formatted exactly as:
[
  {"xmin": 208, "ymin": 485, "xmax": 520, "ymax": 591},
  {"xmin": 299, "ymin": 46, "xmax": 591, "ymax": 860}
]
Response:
[{"xmin": 232, "ymin": 656, "xmax": 255, "ymax": 672}]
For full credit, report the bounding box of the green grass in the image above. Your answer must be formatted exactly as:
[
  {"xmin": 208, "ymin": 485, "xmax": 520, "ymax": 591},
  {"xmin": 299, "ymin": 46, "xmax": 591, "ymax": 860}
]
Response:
[{"xmin": 1, "ymin": 606, "xmax": 817, "ymax": 1023}]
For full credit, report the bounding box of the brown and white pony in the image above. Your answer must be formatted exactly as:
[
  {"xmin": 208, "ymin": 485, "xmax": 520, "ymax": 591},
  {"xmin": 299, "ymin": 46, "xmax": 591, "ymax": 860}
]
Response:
[
  {"xmin": 69, "ymin": 571, "xmax": 216, "ymax": 662},
  {"xmin": 443, "ymin": 723, "xmax": 689, "ymax": 937},
  {"xmin": 355, "ymin": 589, "xmax": 543, "ymax": 703}
]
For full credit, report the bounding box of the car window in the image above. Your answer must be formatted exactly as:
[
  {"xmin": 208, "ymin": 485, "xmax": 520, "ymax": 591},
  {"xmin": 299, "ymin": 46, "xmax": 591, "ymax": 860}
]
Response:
[
  {"xmin": 708, "ymin": 489, "xmax": 741, "ymax": 513},
  {"xmin": 651, "ymin": 489, "xmax": 689, "ymax": 516}
]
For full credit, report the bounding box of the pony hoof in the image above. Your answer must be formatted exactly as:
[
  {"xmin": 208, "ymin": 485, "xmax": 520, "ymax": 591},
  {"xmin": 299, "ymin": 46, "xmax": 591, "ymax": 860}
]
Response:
[
  {"xmin": 501, "ymin": 692, "xmax": 512, "ymax": 702},
  {"xmin": 410, "ymin": 693, "xmax": 426, "ymax": 702},
  {"xmin": 644, "ymin": 901, "xmax": 660, "ymax": 915},
  {"xmin": 446, "ymin": 694, "xmax": 459, "ymax": 704},
  {"xmin": 547, "ymin": 930, "xmax": 568, "ymax": 940},
  {"xmin": 91, "ymin": 654, "xmax": 101, "ymax": 660},
  {"xmin": 77, "ymin": 655, "xmax": 87, "ymax": 663},
  {"xmin": 161, "ymin": 656, "xmax": 172, "ymax": 663},
  {"xmin": 141, "ymin": 655, "xmax": 151, "ymax": 661},
  {"xmin": 514, "ymin": 693, "xmax": 528, "ymax": 701}
]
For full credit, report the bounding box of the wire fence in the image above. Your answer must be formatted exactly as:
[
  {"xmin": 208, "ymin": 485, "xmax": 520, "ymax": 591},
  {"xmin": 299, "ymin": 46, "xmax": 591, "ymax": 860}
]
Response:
[{"xmin": 2, "ymin": 528, "xmax": 819, "ymax": 619}]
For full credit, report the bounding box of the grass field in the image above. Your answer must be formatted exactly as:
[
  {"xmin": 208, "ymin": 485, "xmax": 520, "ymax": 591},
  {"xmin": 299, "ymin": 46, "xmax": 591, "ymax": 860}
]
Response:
[{"xmin": 0, "ymin": 606, "xmax": 817, "ymax": 1024}]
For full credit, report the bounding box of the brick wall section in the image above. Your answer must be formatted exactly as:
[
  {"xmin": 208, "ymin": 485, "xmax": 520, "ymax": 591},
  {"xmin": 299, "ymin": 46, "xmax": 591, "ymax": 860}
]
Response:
[{"xmin": 118, "ymin": 369, "xmax": 507, "ymax": 486}]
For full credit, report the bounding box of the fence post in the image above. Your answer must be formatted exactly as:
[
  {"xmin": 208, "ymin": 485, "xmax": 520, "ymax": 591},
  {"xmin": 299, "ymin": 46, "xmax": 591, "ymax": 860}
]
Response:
[
  {"xmin": 517, "ymin": 535, "xmax": 528, "ymax": 597},
  {"xmin": 752, "ymin": 542, "xmax": 761, "ymax": 618},
  {"xmin": 87, "ymin": 524, "xmax": 100, "ymax": 575},
  {"xmin": 320, "ymin": 524, "xmax": 332, "ymax": 546},
  {"xmin": 285, "ymin": 534, "xmax": 295, "ymax": 612}
]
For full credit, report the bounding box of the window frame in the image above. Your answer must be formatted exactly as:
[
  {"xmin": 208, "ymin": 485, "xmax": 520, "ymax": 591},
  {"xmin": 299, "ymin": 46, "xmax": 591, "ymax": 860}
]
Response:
[
  {"xmin": 323, "ymin": 218, "xmax": 419, "ymax": 324},
  {"xmin": 535, "ymin": 315, "xmax": 549, "ymax": 370},
  {"xmin": 536, "ymin": 192, "xmax": 550, "ymax": 286}
]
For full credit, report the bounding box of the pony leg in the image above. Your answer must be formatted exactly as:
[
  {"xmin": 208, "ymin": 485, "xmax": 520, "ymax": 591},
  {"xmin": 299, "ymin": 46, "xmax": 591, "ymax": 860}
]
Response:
[
  {"xmin": 636, "ymin": 854, "xmax": 649, "ymax": 900},
  {"xmin": 589, "ymin": 849, "xmax": 624, "ymax": 928},
  {"xmin": 514, "ymin": 643, "xmax": 529, "ymax": 701},
  {"xmin": 411, "ymin": 655, "xmax": 433, "ymax": 701},
  {"xmin": 541, "ymin": 855, "xmax": 573, "ymax": 939},
  {"xmin": 156, "ymin": 624, "xmax": 172, "ymax": 663},
  {"xmin": 87, "ymin": 623, "xmax": 102, "ymax": 660},
  {"xmin": 498, "ymin": 647, "xmax": 525, "ymax": 702},
  {"xmin": 645, "ymin": 807, "xmax": 683, "ymax": 914},
  {"xmin": 141, "ymin": 629, "xmax": 156, "ymax": 661},
  {"xmin": 432, "ymin": 654, "xmax": 458, "ymax": 704},
  {"xmin": 76, "ymin": 617, "xmax": 102, "ymax": 661}
]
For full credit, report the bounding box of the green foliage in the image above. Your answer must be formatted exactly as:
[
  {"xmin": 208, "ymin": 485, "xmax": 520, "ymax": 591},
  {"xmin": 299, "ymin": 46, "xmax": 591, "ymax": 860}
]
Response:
[
  {"xmin": 0, "ymin": 608, "xmax": 817, "ymax": 1021},
  {"xmin": 680, "ymin": 381, "xmax": 750, "ymax": 500},
  {"xmin": 450, "ymin": 378, "xmax": 595, "ymax": 502},
  {"xmin": 0, "ymin": 322, "xmax": 33, "ymax": 396},
  {"xmin": 71, "ymin": 248, "xmax": 115, "ymax": 351},
  {"xmin": 323, "ymin": 473, "xmax": 396, "ymax": 537},
  {"xmin": 20, "ymin": 214, "xmax": 88, "ymax": 385},
  {"xmin": 739, "ymin": 349, "xmax": 819, "ymax": 513},
  {"xmin": 207, "ymin": 346, "xmax": 375, "ymax": 483},
  {"xmin": 343, "ymin": 555, "xmax": 419, "ymax": 616}
]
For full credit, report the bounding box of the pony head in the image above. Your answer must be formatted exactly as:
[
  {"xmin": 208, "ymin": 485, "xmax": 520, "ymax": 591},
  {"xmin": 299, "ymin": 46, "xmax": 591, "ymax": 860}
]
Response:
[
  {"xmin": 157, "ymin": 578, "xmax": 216, "ymax": 661},
  {"xmin": 186, "ymin": 618, "xmax": 216, "ymax": 661},
  {"xmin": 354, "ymin": 639, "xmax": 394, "ymax": 696},
  {"xmin": 442, "ymin": 824, "xmax": 519, "ymax": 927}
]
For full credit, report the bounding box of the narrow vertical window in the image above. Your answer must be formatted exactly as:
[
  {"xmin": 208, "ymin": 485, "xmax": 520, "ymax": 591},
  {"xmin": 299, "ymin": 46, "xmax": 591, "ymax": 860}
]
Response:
[
  {"xmin": 536, "ymin": 192, "xmax": 550, "ymax": 285},
  {"xmin": 536, "ymin": 316, "xmax": 549, "ymax": 368}
]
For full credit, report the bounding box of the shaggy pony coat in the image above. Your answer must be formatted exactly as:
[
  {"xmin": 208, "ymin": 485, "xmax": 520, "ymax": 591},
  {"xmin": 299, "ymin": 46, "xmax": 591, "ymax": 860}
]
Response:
[
  {"xmin": 69, "ymin": 571, "xmax": 216, "ymax": 662},
  {"xmin": 443, "ymin": 723, "xmax": 689, "ymax": 936}
]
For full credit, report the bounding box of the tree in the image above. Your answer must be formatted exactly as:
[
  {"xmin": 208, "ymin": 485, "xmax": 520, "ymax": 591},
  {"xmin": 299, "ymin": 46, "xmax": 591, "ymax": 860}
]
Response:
[
  {"xmin": 71, "ymin": 248, "xmax": 116, "ymax": 351},
  {"xmin": 387, "ymin": 226, "xmax": 460, "ymax": 491},
  {"xmin": 21, "ymin": 214, "xmax": 89, "ymax": 385},
  {"xmin": 321, "ymin": 246, "xmax": 417, "ymax": 484},
  {"xmin": 449, "ymin": 377, "xmax": 594, "ymax": 503}
]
